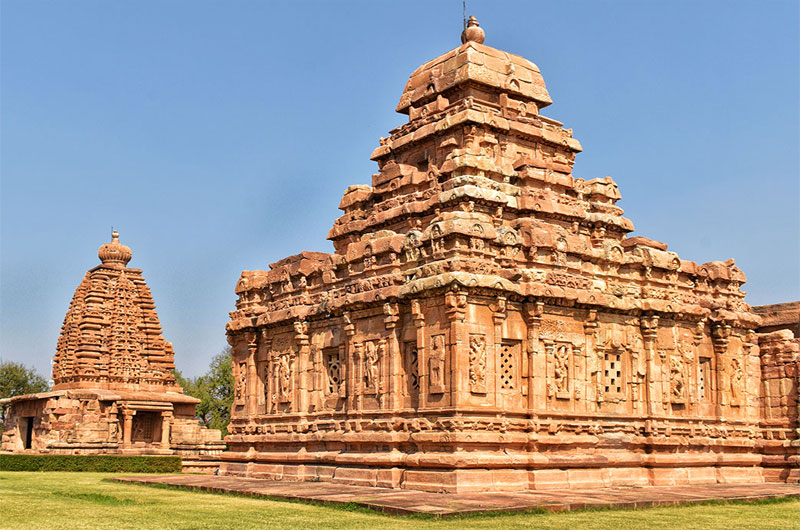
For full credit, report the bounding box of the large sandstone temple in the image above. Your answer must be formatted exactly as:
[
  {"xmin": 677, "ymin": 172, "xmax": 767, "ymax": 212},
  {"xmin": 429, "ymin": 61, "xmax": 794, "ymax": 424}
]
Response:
[
  {"xmin": 1, "ymin": 232, "xmax": 224, "ymax": 456},
  {"xmin": 223, "ymin": 19, "xmax": 799, "ymax": 491}
]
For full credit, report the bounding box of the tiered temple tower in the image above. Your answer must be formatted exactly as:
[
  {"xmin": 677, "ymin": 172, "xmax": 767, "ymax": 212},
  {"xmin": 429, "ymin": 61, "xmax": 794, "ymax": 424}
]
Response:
[
  {"xmin": 222, "ymin": 19, "xmax": 799, "ymax": 491},
  {"xmin": 1, "ymin": 231, "xmax": 225, "ymax": 456}
]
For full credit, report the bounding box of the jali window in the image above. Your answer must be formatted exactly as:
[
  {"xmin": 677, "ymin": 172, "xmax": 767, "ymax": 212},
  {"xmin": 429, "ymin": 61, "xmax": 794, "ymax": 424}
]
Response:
[
  {"xmin": 324, "ymin": 348, "xmax": 342, "ymax": 394},
  {"xmin": 499, "ymin": 341, "xmax": 520, "ymax": 391},
  {"xmin": 603, "ymin": 352, "xmax": 623, "ymax": 396},
  {"xmin": 699, "ymin": 357, "xmax": 712, "ymax": 401}
]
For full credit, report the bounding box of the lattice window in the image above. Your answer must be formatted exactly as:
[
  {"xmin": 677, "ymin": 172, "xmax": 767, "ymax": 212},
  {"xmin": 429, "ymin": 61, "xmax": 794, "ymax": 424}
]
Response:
[
  {"xmin": 406, "ymin": 343, "xmax": 419, "ymax": 391},
  {"xmin": 132, "ymin": 412, "xmax": 156, "ymax": 443},
  {"xmin": 499, "ymin": 341, "xmax": 518, "ymax": 390},
  {"xmin": 603, "ymin": 352, "xmax": 623, "ymax": 395},
  {"xmin": 699, "ymin": 357, "xmax": 711, "ymax": 401},
  {"xmin": 324, "ymin": 349, "xmax": 342, "ymax": 394}
]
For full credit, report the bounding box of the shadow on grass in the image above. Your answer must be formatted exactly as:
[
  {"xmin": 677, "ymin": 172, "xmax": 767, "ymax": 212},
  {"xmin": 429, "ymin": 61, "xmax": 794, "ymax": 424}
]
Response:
[
  {"xmin": 104, "ymin": 478, "xmax": 799, "ymax": 520},
  {"xmin": 53, "ymin": 491, "xmax": 154, "ymax": 506}
]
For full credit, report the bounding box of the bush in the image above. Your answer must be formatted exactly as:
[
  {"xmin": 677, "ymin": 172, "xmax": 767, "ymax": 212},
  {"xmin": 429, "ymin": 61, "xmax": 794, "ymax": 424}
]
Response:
[{"xmin": 0, "ymin": 454, "xmax": 182, "ymax": 473}]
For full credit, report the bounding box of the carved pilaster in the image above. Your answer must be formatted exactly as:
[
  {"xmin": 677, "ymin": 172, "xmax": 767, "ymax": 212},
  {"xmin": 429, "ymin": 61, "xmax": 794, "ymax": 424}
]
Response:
[
  {"xmin": 245, "ymin": 331, "xmax": 259, "ymax": 416},
  {"xmin": 261, "ymin": 330, "xmax": 273, "ymax": 415},
  {"xmin": 712, "ymin": 321, "xmax": 731, "ymax": 414},
  {"xmin": 343, "ymin": 311, "xmax": 355, "ymax": 411},
  {"xmin": 121, "ymin": 409, "xmax": 134, "ymax": 447},
  {"xmin": 640, "ymin": 314, "xmax": 659, "ymax": 416},
  {"xmin": 160, "ymin": 411, "xmax": 172, "ymax": 448},
  {"xmin": 583, "ymin": 309, "xmax": 598, "ymax": 407},
  {"xmin": 491, "ymin": 296, "xmax": 507, "ymax": 405},
  {"xmin": 445, "ymin": 291, "xmax": 467, "ymax": 406},
  {"xmin": 353, "ymin": 341, "xmax": 365, "ymax": 410},
  {"xmin": 383, "ymin": 302, "xmax": 401, "ymax": 410},
  {"xmin": 293, "ymin": 320, "xmax": 310, "ymax": 413},
  {"xmin": 411, "ymin": 299, "xmax": 428, "ymax": 407},
  {"xmin": 523, "ymin": 301, "xmax": 544, "ymax": 411}
]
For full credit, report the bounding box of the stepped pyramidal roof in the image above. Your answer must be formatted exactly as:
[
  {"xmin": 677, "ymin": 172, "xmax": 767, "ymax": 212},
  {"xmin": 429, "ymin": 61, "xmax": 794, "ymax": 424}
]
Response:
[
  {"xmin": 229, "ymin": 16, "xmax": 756, "ymax": 331},
  {"xmin": 52, "ymin": 230, "xmax": 180, "ymax": 392}
]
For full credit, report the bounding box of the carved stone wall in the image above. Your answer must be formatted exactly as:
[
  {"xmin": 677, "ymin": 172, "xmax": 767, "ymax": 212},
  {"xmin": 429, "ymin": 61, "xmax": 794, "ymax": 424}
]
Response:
[{"xmin": 220, "ymin": 19, "xmax": 798, "ymax": 492}]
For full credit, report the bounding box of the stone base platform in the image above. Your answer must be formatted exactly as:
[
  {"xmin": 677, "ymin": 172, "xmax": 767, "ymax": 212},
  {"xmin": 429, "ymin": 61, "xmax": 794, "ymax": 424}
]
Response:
[{"xmin": 113, "ymin": 475, "xmax": 800, "ymax": 516}]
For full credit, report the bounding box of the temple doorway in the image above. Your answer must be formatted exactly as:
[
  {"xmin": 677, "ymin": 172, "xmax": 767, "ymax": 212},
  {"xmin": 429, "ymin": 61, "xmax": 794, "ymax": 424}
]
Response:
[
  {"xmin": 131, "ymin": 411, "xmax": 159, "ymax": 443},
  {"xmin": 21, "ymin": 417, "xmax": 34, "ymax": 449}
]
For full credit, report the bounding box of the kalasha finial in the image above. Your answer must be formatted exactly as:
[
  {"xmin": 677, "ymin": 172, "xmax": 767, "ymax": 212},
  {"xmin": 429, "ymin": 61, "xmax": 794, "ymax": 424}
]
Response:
[
  {"xmin": 461, "ymin": 15, "xmax": 485, "ymax": 45},
  {"xmin": 98, "ymin": 228, "xmax": 132, "ymax": 268}
]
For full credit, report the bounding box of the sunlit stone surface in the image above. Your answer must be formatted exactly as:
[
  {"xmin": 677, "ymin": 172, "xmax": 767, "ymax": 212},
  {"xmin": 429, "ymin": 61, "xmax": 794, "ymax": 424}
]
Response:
[{"xmin": 220, "ymin": 19, "xmax": 798, "ymax": 491}]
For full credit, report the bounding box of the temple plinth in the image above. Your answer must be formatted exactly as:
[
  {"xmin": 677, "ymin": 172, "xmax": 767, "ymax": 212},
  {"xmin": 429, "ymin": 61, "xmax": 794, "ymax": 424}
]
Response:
[
  {"xmin": 217, "ymin": 20, "xmax": 798, "ymax": 491},
  {"xmin": 1, "ymin": 231, "xmax": 225, "ymax": 456}
]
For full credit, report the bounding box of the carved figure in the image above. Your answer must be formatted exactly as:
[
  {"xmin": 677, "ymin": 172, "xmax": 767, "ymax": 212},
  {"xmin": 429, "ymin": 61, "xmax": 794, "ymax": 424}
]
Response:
[
  {"xmin": 554, "ymin": 344, "xmax": 570, "ymax": 393},
  {"xmin": 469, "ymin": 335, "xmax": 487, "ymax": 393},
  {"xmin": 429, "ymin": 335, "xmax": 445, "ymax": 392},
  {"xmin": 235, "ymin": 362, "xmax": 247, "ymax": 403},
  {"xmin": 670, "ymin": 356, "xmax": 685, "ymax": 400},
  {"xmin": 730, "ymin": 357, "xmax": 743, "ymax": 404},
  {"xmin": 278, "ymin": 354, "xmax": 292, "ymax": 402},
  {"xmin": 364, "ymin": 341, "xmax": 379, "ymax": 393}
]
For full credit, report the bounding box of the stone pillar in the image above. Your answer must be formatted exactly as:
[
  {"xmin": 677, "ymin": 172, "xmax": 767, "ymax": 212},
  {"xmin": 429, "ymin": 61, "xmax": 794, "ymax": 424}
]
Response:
[
  {"xmin": 122, "ymin": 410, "xmax": 134, "ymax": 447},
  {"xmin": 294, "ymin": 321, "xmax": 310, "ymax": 413},
  {"xmin": 712, "ymin": 322, "xmax": 731, "ymax": 417},
  {"xmin": 343, "ymin": 312, "xmax": 356, "ymax": 412},
  {"xmin": 261, "ymin": 331, "xmax": 273, "ymax": 415},
  {"xmin": 311, "ymin": 344, "xmax": 324, "ymax": 412},
  {"xmin": 491, "ymin": 296, "xmax": 507, "ymax": 408},
  {"xmin": 160, "ymin": 411, "xmax": 172, "ymax": 448},
  {"xmin": 524, "ymin": 301, "xmax": 544, "ymax": 412},
  {"xmin": 582, "ymin": 309, "xmax": 598, "ymax": 410},
  {"xmin": 640, "ymin": 315, "xmax": 659, "ymax": 416},
  {"xmin": 383, "ymin": 302, "xmax": 401, "ymax": 410},
  {"xmin": 444, "ymin": 292, "xmax": 466, "ymax": 408},
  {"xmin": 691, "ymin": 320, "xmax": 705, "ymax": 417},
  {"xmin": 411, "ymin": 299, "xmax": 427, "ymax": 407},
  {"xmin": 354, "ymin": 342, "xmax": 364, "ymax": 410},
  {"xmin": 246, "ymin": 332, "xmax": 259, "ymax": 416}
]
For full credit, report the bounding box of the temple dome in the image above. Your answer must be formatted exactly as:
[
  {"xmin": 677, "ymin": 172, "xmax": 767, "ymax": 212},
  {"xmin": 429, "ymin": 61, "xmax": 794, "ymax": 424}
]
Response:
[
  {"xmin": 98, "ymin": 230, "xmax": 132, "ymax": 268},
  {"xmin": 396, "ymin": 17, "xmax": 552, "ymax": 114}
]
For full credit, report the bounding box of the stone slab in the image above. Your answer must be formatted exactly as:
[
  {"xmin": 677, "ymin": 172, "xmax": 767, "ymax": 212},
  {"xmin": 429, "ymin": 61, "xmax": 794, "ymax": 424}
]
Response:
[{"xmin": 113, "ymin": 475, "xmax": 800, "ymax": 516}]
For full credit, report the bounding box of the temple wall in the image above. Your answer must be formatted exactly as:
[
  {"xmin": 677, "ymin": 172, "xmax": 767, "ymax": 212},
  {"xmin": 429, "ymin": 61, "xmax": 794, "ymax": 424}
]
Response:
[
  {"xmin": 221, "ymin": 295, "xmax": 788, "ymax": 491},
  {"xmin": 2, "ymin": 393, "xmax": 222, "ymax": 456}
]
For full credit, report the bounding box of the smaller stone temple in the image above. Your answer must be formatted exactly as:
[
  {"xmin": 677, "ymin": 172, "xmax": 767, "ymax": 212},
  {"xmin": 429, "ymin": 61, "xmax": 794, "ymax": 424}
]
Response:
[{"xmin": 1, "ymin": 231, "xmax": 224, "ymax": 456}]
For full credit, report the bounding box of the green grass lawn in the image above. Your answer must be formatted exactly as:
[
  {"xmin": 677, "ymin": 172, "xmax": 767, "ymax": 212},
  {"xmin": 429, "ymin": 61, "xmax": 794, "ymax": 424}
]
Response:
[{"xmin": 1, "ymin": 472, "xmax": 798, "ymax": 530}]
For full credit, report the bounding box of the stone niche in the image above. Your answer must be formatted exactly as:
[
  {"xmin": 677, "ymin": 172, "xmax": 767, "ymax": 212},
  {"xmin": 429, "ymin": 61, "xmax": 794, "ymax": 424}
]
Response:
[
  {"xmin": 1, "ymin": 232, "xmax": 225, "ymax": 457},
  {"xmin": 220, "ymin": 19, "xmax": 799, "ymax": 492}
]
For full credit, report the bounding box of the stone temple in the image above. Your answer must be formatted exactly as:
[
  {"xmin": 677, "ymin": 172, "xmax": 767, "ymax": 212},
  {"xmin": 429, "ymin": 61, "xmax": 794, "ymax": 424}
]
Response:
[
  {"xmin": 1, "ymin": 231, "xmax": 225, "ymax": 456},
  {"xmin": 222, "ymin": 18, "xmax": 799, "ymax": 491}
]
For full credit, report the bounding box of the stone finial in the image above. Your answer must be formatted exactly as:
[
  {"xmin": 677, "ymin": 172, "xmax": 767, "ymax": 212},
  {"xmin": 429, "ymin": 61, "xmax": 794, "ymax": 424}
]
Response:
[
  {"xmin": 461, "ymin": 15, "xmax": 485, "ymax": 45},
  {"xmin": 98, "ymin": 229, "xmax": 132, "ymax": 267}
]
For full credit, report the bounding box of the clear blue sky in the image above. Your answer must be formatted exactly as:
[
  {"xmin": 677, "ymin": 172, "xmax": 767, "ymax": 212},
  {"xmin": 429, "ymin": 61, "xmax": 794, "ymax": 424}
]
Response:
[{"xmin": 2, "ymin": 1, "xmax": 798, "ymax": 379}]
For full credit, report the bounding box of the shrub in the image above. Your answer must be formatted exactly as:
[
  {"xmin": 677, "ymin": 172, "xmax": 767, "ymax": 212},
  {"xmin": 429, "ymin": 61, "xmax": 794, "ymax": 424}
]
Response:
[{"xmin": 0, "ymin": 454, "xmax": 182, "ymax": 473}]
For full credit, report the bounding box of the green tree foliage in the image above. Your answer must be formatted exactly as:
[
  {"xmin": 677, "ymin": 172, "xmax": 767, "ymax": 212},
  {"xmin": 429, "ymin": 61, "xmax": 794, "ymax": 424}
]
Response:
[
  {"xmin": 173, "ymin": 348, "xmax": 233, "ymax": 437},
  {"xmin": 0, "ymin": 360, "xmax": 49, "ymax": 430}
]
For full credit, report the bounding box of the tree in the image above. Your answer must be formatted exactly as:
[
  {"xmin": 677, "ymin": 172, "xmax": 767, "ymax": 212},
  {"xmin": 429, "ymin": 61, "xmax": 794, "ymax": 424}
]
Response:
[
  {"xmin": 0, "ymin": 361, "xmax": 49, "ymax": 430},
  {"xmin": 173, "ymin": 348, "xmax": 233, "ymax": 437}
]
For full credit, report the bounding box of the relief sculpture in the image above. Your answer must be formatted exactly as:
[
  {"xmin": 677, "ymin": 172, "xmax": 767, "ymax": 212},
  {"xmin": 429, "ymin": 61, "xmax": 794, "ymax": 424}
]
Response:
[
  {"xmin": 429, "ymin": 334, "xmax": 445, "ymax": 394},
  {"xmin": 469, "ymin": 335, "xmax": 487, "ymax": 394},
  {"xmin": 364, "ymin": 341, "xmax": 379, "ymax": 394}
]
